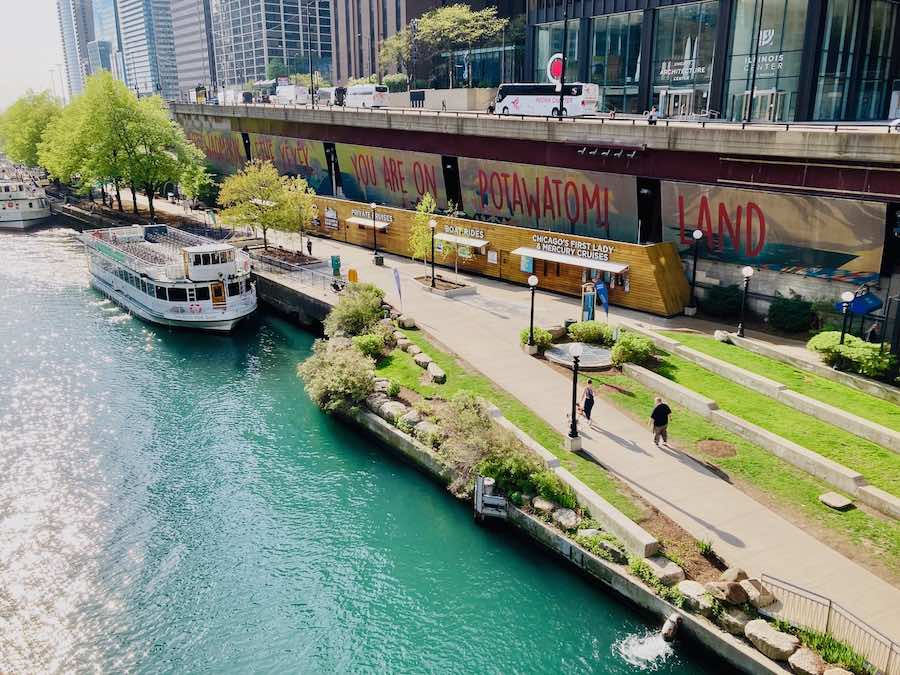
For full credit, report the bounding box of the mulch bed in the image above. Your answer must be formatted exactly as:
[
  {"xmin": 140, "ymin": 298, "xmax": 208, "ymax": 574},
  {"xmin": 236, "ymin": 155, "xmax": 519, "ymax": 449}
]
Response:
[
  {"xmin": 413, "ymin": 275, "xmax": 467, "ymax": 291},
  {"xmin": 263, "ymin": 247, "xmax": 318, "ymax": 266}
]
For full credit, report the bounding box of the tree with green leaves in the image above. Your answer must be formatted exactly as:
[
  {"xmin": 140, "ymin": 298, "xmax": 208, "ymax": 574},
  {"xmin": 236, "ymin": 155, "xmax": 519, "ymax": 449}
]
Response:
[
  {"xmin": 219, "ymin": 160, "xmax": 317, "ymax": 249},
  {"xmin": 409, "ymin": 192, "xmax": 436, "ymax": 269},
  {"xmin": 379, "ymin": 29, "xmax": 413, "ymax": 76},
  {"xmin": 0, "ymin": 91, "xmax": 61, "ymax": 167},
  {"xmin": 267, "ymin": 57, "xmax": 289, "ymax": 79}
]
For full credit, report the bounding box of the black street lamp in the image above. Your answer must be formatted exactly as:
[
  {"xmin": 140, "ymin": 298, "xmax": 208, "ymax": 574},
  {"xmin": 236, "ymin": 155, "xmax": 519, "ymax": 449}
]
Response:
[
  {"xmin": 737, "ymin": 266, "xmax": 754, "ymax": 337},
  {"xmin": 429, "ymin": 219, "xmax": 437, "ymax": 288},
  {"xmin": 370, "ymin": 201, "xmax": 378, "ymax": 255},
  {"xmin": 527, "ymin": 274, "xmax": 539, "ymax": 346},
  {"xmin": 688, "ymin": 228, "xmax": 703, "ymax": 313},
  {"xmin": 568, "ymin": 342, "xmax": 583, "ymax": 445},
  {"xmin": 556, "ymin": 0, "xmax": 571, "ymax": 120},
  {"xmin": 839, "ymin": 290, "xmax": 855, "ymax": 345}
]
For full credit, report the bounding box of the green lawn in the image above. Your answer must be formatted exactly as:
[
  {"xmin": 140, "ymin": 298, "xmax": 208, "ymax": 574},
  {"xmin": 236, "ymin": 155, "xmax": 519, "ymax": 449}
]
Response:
[
  {"xmin": 376, "ymin": 330, "xmax": 645, "ymax": 522},
  {"xmin": 587, "ymin": 370, "xmax": 900, "ymax": 581},
  {"xmin": 660, "ymin": 331, "xmax": 900, "ymax": 433},
  {"xmin": 651, "ymin": 352, "xmax": 900, "ymax": 497}
]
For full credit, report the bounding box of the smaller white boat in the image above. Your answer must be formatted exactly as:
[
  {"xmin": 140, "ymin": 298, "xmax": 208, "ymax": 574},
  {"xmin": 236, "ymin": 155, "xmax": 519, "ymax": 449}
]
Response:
[
  {"xmin": 79, "ymin": 224, "xmax": 257, "ymax": 332},
  {"xmin": 0, "ymin": 171, "xmax": 51, "ymax": 229}
]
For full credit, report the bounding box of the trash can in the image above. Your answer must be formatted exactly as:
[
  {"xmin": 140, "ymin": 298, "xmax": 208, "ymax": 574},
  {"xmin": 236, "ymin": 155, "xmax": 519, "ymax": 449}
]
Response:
[
  {"xmin": 564, "ymin": 318, "xmax": 577, "ymax": 329},
  {"xmin": 373, "ymin": 254, "xmax": 384, "ymax": 267}
]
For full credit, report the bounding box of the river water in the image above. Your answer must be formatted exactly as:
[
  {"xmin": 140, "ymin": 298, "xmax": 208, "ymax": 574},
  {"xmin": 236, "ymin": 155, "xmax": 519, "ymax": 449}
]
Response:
[{"xmin": 0, "ymin": 225, "xmax": 721, "ymax": 674}]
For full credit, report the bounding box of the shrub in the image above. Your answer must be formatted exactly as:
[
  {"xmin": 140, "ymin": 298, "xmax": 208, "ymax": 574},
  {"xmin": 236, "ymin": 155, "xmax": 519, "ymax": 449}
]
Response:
[
  {"xmin": 628, "ymin": 556, "xmax": 686, "ymax": 608},
  {"xmin": 701, "ymin": 284, "xmax": 743, "ymax": 318},
  {"xmin": 532, "ymin": 470, "xmax": 578, "ymax": 509},
  {"xmin": 611, "ymin": 332, "xmax": 655, "ymax": 367},
  {"xmin": 382, "ymin": 72, "xmax": 408, "ymax": 92},
  {"xmin": 519, "ymin": 326, "xmax": 553, "ymax": 351},
  {"xmin": 568, "ymin": 320, "xmax": 614, "ymax": 345},
  {"xmin": 323, "ymin": 283, "xmax": 385, "ymax": 337},
  {"xmin": 373, "ymin": 320, "xmax": 395, "ymax": 346},
  {"xmin": 768, "ymin": 294, "xmax": 815, "ymax": 333},
  {"xmin": 387, "ymin": 380, "xmax": 401, "ymax": 397},
  {"xmin": 477, "ymin": 445, "xmax": 546, "ymax": 497},
  {"xmin": 352, "ymin": 333, "xmax": 385, "ymax": 359},
  {"xmin": 298, "ymin": 341, "xmax": 375, "ymax": 413},
  {"xmin": 575, "ymin": 533, "xmax": 626, "ymax": 563},
  {"xmin": 807, "ymin": 331, "xmax": 896, "ymax": 379}
]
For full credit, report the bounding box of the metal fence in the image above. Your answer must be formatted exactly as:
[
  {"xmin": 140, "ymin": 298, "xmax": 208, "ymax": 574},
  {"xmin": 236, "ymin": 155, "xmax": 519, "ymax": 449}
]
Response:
[
  {"xmin": 250, "ymin": 252, "xmax": 347, "ymax": 296},
  {"xmin": 760, "ymin": 574, "xmax": 900, "ymax": 674}
]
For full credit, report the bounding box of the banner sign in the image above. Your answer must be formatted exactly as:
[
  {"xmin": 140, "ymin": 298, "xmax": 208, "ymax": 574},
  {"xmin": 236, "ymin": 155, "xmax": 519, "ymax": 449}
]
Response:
[
  {"xmin": 458, "ymin": 157, "xmax": 639, "ymax": 243},
  {"xmin": 335, "ymin": 143, "xmax": 448, "ymax": 210},
  {"xmin": 186, "ymin": 130, "xmax": 245, "ymax": 174},
  {"xmin": 661, "ymin": 181, "xmax": 886, "ymax": 280},
  {"xmin": 248, "ymin": 134, "xmax": 332, "ymax": 195}
]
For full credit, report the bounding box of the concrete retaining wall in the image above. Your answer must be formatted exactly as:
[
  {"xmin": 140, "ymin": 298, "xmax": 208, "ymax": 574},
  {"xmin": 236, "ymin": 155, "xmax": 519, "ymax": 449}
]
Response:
[
  {"xmin": 252, "ymin": 272, "xmax": 332, "ymax": 331},
  {"xmin": 507, "ymin": 507, "xmax": 782, "ymax": 675},
  {"xmin": 622, "ymin": 363, "xmax": 719, "ymax": 417},
  {"xmin": 857, "ymin": 486, "xmax": 900, "ymax": 520}
]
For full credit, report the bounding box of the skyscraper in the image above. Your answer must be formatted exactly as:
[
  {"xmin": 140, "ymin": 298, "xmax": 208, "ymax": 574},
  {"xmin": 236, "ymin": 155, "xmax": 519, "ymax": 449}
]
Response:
[
  {"xmin": 210, "ymin": 0, "xmax": 332, "ymax": 88},
  {"xmin": 87, "ymin": 0, "xmax": 126, "ymax": 81},
  {"xmin": 56, "ymin": 0, "xmax": 95, "ymax": 98},
  {"xmin": 171, "ymin": 0, "xmax": 217, "ymax": 99},
  {"xmin": 117, "ymin": 0, "xmax": 179, "ymax": 99}
]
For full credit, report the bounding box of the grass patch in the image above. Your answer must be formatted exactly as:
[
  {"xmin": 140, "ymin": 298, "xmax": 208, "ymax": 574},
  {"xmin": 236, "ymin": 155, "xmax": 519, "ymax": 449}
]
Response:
[
  {"xmin": 652, "ymin": 353, "xmax": 899, "ymax": 497},
  {"xmin": 661, "ymin": 331, "xmax": 900, "ymax": 433},
  {"xmin": 377, "ymin": 330, "xmax": 644, "ymax": 522},
  {"xmin": 588, "ymin": 369, "xmax": 900, "ymax": 581}
]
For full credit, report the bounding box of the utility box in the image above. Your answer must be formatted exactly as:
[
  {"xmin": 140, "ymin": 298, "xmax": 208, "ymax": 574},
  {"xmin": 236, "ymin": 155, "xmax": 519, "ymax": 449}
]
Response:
[
  {"xmin": 330, "ymin": 255, "xmax": 341, "ymax": 276},
  {"xmin": 348, "ymin": 268, "xmax": 358, "ymax": 283}
]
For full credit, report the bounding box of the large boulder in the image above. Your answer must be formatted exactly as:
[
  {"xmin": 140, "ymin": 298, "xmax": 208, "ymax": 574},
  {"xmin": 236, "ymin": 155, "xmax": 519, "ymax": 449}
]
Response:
[
  {"xmin": 677, "ymin": 580, "xmax": 713, "ymax": 617},
  {"xmin": 398, "ymin": 314, "xmax": 416, "ymax": 329},
  {"xmin": 551, "ymin": 508, "xmax": 580, "ymax": 530},
  {"xmin": 644, "ymin": 556, "xmax": 685, "ymax": 587},
  {"xmin": 822, "ymin": 669, "xmax": 852, "ymax": 675},
  {"xmin": 719, "ymin": 607, "xmax": 752, "ymax": 635},
  {"xmin": 740, "ymin": 578, "xmax": 775, "ymax": 609},
  {"xmin": 378, "ymin": 400, "xmax": 408, "ymax": 423},
  {"xmin": 532, "ymin": 496, "xmax": 557, "ymax": 514},
  {"xmin": 413, "ymin": 420, "xmax": 442, "ymax": 446},
  {"xmin": 426, "ymin": 362, "xmax": 446, "ymax": 383},
  {"xmin": 744, "ymin": 619, "xmax": 800, "ymax": 661},
  {"xmin": 597, "ymin": 540, "xmax": 628, "ymax": 565},
  {"xmin": 577, "ymin": 528, "xmax": 601, "ymax": 538},
  {"xmin": 714, "ymin": 330, "xmax": 733, "ymax": 343},
  {"xmin": 547, "ymin": 325, "xmax": 567, "ymax": 340},
  {"xmin": 705, "ymin": 581, "xmax": 749, "ymax": 606},
  {"xmin": 396, "ymin": 338, "xmax": 412, "ymax": 350},
  {"xmin": 365, "ymin": 393, "xmax": 389, "ymax": 413},
  {"xmin": 392, "ymin": 330, "xmax": 406, "ymax": 342},
  {"xmin": 789, "ymin": 648, "xmax": 825, "ymax": 675},
  {"xmin": 413, "ymin": 352, "xmax": 433, "ymax": 368},
  {"xmin": 720, "ymin": 567, "xmax": 749, "ymax": 583},
  {"xmin": 373, "ymin": 378, "xmax": 391, "ymax": 393},
  {"xmin": 407, "ymin": 344, "xmax": 422, "ymax": 356}
]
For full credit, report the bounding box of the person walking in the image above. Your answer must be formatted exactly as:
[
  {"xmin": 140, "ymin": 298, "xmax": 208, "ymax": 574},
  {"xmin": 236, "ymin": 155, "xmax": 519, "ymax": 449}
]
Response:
[
  {"xmin": 306, "ymin": 239, "xmax": 313, "ymax": 257},
  {"xmin": 580, "ymin": 379, "xmax": 596, "ymax": 428},
  {"xmin": 647, "ymin": 106, "xmax": 659, "ymax": 126},
  {"xmin": 649, "ymin": 396, "xmax": 672, "ymax": 446}
]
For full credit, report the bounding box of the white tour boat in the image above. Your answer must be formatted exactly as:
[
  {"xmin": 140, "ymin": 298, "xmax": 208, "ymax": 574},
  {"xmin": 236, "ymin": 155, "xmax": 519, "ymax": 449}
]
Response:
[
  {"xmin": 79, "ymin": 224, "xmax": 257, "ymax": 332},
  {"xmin": 0, "ymin": 172, "xmax": 51, "ymax": 229}
]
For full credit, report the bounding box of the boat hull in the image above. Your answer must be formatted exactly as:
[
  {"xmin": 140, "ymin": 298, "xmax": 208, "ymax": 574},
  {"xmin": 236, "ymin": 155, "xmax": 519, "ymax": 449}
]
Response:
[
  {"xmin": 0, "ymin": 211, "xmax": 51, "ymax": 230},
  {"xmin": 89, "ymin": 274, "xmax": 253, "ymax": 332}
]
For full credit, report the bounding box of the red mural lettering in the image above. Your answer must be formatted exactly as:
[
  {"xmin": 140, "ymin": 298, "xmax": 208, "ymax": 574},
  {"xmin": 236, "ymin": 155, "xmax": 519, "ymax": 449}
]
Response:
[
  {"xmin": 351, "ymin": 154, "xmax": 377, "ymax": 187},
  {"xmin": 564, "ymin": 180, "xmax": 579, "ymax": 225},
  {"xmin": 490, "ymin": 172, "xmax": 504, "ymax": 209},
  {"xmin": 678, "ymin": 193, "xmax": 768, "ymax": 259},
  {"xmin": 717, "ymin": 202, "xmax": 742, "ymax": 253},
  {"xmin": 745, "ymin": 202, "xmax": 766, "ymax": 257},
  {"xmin": 412, "ymin": 161, "xmax": 436, "ymax": 196}
]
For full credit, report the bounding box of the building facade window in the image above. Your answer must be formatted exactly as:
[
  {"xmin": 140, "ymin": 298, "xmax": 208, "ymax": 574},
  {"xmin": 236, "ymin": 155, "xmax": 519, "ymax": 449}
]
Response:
[
  {"xmin": 856, "ymin": 0, "xmax": 897, "ymax": 120},
  {"xmin": 651, "ymin": 1, "xmax": 720, "ymax": 117},
  {"xmin": 723, "ymin": 0, "xmax": 809, "ymax": 121},
  {"xmin": 533, "ymin": 20, "xmax": 579, "ymax": 83},
  {"xmin": 590, "ymin": 11, "xmax": 643, "ymax": 114},
  {"xmin": 813, "ymin": 0, "xmax": 859, "ymax": 120}
]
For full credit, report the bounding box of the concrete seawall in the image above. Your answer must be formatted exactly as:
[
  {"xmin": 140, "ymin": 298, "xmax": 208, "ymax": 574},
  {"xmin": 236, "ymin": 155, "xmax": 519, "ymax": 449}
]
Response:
[{"xmin": 252, "ymin": 272, "xmax": 332, "ymax": 332}]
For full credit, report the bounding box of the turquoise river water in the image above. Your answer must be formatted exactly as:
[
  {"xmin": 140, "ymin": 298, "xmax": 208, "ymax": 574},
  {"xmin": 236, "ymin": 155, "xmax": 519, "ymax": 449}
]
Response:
[{"xmin": 0, "ymin": 225, "xmax": 723, "ymax": 674}]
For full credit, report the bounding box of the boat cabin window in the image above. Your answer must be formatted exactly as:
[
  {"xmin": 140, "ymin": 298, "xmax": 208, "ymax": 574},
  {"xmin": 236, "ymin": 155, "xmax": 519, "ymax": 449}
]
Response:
[
  {"xmin": 146, "ymin": 282, "xmax": 155, "ymax": 296},
  {"xmin": 168, "ymin": 287, "xmax": 187, "ymax": 302},
  {"xmin": 156, "ymin": 286, "xmax": 167, "ymax": 300},
  {"xmin": 201, "ymin": 253, "xmax": 210, "ymax": 265},
  {"xmin": 227, "ymin": 281, "xmax": 240, "ymax": 296},
  {"xmin": 195, "ymin": 285, "xmax": 210, "ymax": 301},
  {"xmin": 193, "ymin": 254, "xmax": 201, "ymax": 265}
]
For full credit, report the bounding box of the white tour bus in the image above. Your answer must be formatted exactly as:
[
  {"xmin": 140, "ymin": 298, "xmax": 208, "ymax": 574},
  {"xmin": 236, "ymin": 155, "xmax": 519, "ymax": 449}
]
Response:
[
  {"xmin": 274, "ymin": 84, "xmax": 309, "ymax": 106},
  {"xmin": 344, "ymin": 84, "xmax": 389, "ymax": 108},
  {"xmin": 493, "ymin": 83, "xmax": 599, "ymax": 117}
]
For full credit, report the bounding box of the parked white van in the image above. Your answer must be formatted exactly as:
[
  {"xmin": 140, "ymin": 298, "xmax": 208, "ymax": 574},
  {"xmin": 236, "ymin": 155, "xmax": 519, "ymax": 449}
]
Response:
[
  {"xmin": 274, "ymin": 85, "xmax": 309, "ymax": 106},
  {"xmin": 344, "ymin": 84, "xmax": 389, "ymax": 108}
]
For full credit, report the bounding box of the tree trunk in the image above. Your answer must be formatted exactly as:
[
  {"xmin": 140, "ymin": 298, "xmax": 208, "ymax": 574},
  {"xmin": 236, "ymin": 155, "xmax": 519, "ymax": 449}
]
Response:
[
  {"xmin": 146, "ymin": 187, "xmax": 155, "ymax": 220},
  {"xmin": 262, "ymin": 226, "xmax": 268, "ymax": 250},
  {"xmin": 130, "ymin": 184, "xmax": 138, "ymax": 214},
  {"xmin": 448, "ymin": 53, "xmax": 453, "ymax": 89},
  {"xmin": 114, "ymin": 181, "xmax": 123, "ymax": 211}
]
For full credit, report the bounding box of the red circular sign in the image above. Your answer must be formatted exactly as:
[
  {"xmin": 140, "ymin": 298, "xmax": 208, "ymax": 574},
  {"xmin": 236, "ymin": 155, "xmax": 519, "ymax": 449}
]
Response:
[{"xmin": 546, "ymin": 53, "xmax": 564, "ymax": 83}]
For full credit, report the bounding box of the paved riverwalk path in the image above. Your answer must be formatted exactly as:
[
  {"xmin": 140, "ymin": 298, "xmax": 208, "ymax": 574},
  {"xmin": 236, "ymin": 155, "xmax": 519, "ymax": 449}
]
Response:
[{"xmin": 113, "ymin": 193, "xmax": 900, "ymax": 639}]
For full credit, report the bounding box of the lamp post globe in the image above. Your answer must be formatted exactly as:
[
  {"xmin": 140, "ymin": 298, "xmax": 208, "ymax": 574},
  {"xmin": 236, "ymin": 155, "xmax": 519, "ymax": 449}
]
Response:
[
  {"xmin": 688, "ymin": 229, "xmax": 703, "ymax": 313},
  {"xmin": 568, "ymin": 342, "xmax": 583, "ymax": 441},
  {"xmin": 840, "ymin": 290, "xmax": 855, "ymax": 344},
  {"xmin": 429, "ymin": 219, "xmax": 437, "ymax": 288},
  {"xmin": 527, "ymin": 275, "xmax": 539, "ymax": 346},
  {"xmin": 737, "ymin": 266, "xmax": 754, "ymax": 337}
]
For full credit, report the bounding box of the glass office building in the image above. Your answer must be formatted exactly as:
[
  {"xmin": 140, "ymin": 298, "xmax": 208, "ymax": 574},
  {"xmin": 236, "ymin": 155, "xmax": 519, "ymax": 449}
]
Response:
[{"xmin": 526, "ymin": 0, "xmax": 900, "ymax": 122}]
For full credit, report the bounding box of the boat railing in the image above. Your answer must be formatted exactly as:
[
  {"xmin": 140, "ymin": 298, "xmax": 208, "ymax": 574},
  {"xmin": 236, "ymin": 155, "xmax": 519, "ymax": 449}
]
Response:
[
  {"xmin": 81, "ymin": 232, "xmax": 175, "ymax": 282},
  {"xmin": 249, "ymin": 251, "xmax": 347, "ymax": 294}
]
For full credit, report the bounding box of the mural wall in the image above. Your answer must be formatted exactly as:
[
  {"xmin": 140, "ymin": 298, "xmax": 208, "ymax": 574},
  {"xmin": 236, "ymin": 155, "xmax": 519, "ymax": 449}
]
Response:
[
  {"xmin": 457, "ymin": 157, "xmax": 640, "ymax": 243},
  {"xmin": 185, "ymin": 129, "xmax": 246, "ymax": 174},
  {"xmin": 661, "ymin": 181, "xmax": 886, "ymax": 281},
  {"xmin": 247, "ymin": 134, "xmax": 332, "ymax": 195}
]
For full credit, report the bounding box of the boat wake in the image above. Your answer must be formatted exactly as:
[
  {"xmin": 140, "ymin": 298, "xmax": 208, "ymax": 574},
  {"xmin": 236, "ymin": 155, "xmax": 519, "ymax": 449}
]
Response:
[{"xmin": 613, "ymin": 629, "xmax": 673, "ymax": 671}]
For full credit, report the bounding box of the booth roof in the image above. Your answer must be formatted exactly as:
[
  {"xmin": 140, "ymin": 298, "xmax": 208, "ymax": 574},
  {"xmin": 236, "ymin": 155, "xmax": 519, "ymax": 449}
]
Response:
[
  {"xmin": 434, "ymin": 232, "xmax": 489, "ymax": 248},
  {"xmin": 347, "ymin": 216, "xmax": 389, "ymax": 230}
]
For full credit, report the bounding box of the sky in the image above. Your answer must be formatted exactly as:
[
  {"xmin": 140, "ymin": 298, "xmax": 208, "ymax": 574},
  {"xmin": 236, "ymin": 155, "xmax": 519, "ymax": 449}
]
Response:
[{"xmin": 0, "ymin": 0, "xmax": 65, "ymax": 110}]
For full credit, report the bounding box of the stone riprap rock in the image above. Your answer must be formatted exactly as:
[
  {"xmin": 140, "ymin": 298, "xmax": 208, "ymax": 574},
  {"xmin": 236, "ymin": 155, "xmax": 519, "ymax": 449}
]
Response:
[
  {"xmin": 398, "ymin": 315, "xmax": 416, "ymax": 329},
  {"xmin": 552, "ymin": 508, "xmax": 580, "ymax": 530},
  {"xmin": 365, "ymin": 393, "xmax": 389, "ymax": 412},
  {"xmin": 413, "ymin": 353, "xmax": 433, "ymax": 368},
  {"xmin": 720, "ymin": 567, "xmax": 749, "ymax": 582},
  {"xmin": 378, "ymin": 400, "xmax": 408, "ymax": 423},
  {"xmin": 598, "ymin": 541, "xmax": 628, "ymax": 565},
  {"xmin": 577, "ymin": 528, "xmax": 601, "ymax": 538},
  {"xmin": 426, "ymin": 362, "xmax": 446, "ymax": 384},
  {"xmin": 744, "ymin": 619, "xmax": 800, "ymax": 661},
  {"xmin": 547, "ymin": 325, "xmax": 567, "ymax": 340},
  {"xmin": 714, "ymin": 330, "xmax": 732, "ymax": 343},
  {"xmin": 532, "ymin": 496, "xmax": 557, "ymax": 514},
  {"xmin": 399, "ymin": 409, "xmax": 422, "ymax": 428},
  {"xmin": 413, "ymin": 420, "xmax": 441, "ymax": 445},
  {"xmin": 392, "ymin": 330, "xmax": 406, "ymax": 341},
  {"xmin": 677, "ymin": 580, "xmax": 713, "ymax": 616},
  {"xmin": 740, "ymin": 578, "xmax": 775, "ymax": 609},
  {"xmin": 719, "ymin": 607, "xmax": 752, "ymax": 635},
  {"xmin": 822, "ymin": 668, "xmax": 852, "ymax": 675},
  {"xmin": 818, "ymin": 492, "xmax": 854, "ymax": 511},
  {"xmin": 396, "ymin": 338, "xmax": 411, "ymax": 350},
  {"xmin": 373, "ymin": 378, "xmax": 391, "ymax": 393},
  {"xmin": 788, "ymin": 648, "xmax": 825, "ymax": 675},
  {"xmin": 407, "ymin": 345, "xmax": 422, "ymax": 356},
  {"xmin": 644, "ymin": 556, "xmax": 685, "ymax": 587},
  {"xmin": 705, "ymin": 581, "xmax": 749, "ymax": 605}
]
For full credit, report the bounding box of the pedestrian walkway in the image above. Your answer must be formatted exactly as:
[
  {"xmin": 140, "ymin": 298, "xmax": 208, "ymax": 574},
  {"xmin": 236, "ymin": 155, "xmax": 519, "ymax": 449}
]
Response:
[{"xmin": 118, "ymin": 193, "xmax": 900, "ymax": 639}]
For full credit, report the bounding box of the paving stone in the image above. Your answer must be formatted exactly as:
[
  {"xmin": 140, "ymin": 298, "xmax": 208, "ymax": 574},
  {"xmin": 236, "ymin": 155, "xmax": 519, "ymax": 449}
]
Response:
[{"xmin": 818, "ymin": 492, "xmax": 854, "ymax": 511}]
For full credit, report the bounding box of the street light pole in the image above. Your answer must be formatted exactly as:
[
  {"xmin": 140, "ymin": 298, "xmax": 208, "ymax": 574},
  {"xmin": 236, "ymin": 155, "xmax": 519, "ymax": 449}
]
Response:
[
  {"xmin": 737, "ymin": 266, "xmax": 754, "ymax": 337},
  {"xmin": 429, "ymin": 219, "xmax": 437, "ymax": 288},
  {"xmin": 370, "ymin": 202, "xmax": 378, "ymax": 254},
  {"xmin": 557, "ymin": 0, "xmax": 571, "ymax": 120},
  {"xmin": 689, "ymin": 229, "xmax": 703, "ymax": 311},
  {"xmin": 568, "ymin": 343, "xmax": 583, "ymax": 443},
  {"xmin": 528, "ymin": 275, "xmax": 539, "ymax": 346}
]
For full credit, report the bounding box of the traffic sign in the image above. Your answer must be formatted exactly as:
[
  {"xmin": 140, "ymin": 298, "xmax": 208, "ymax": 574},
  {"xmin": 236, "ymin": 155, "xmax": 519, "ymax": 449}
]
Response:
[{"xmin": 546, "ymin": 53, "xmax": 564, "ymax": 84}]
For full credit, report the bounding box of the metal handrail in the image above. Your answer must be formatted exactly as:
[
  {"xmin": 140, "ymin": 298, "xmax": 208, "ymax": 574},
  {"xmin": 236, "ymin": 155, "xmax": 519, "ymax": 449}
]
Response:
[{"xmin": 249, "ymin": 251, "xmax": 347, "ymax": 294}]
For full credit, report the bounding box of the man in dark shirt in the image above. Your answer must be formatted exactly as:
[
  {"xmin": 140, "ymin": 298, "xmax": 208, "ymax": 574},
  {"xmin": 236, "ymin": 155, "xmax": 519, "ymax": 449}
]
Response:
[{"xmin": 649, "ymin": 397, "xmax": 672, "ymax": 446}]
